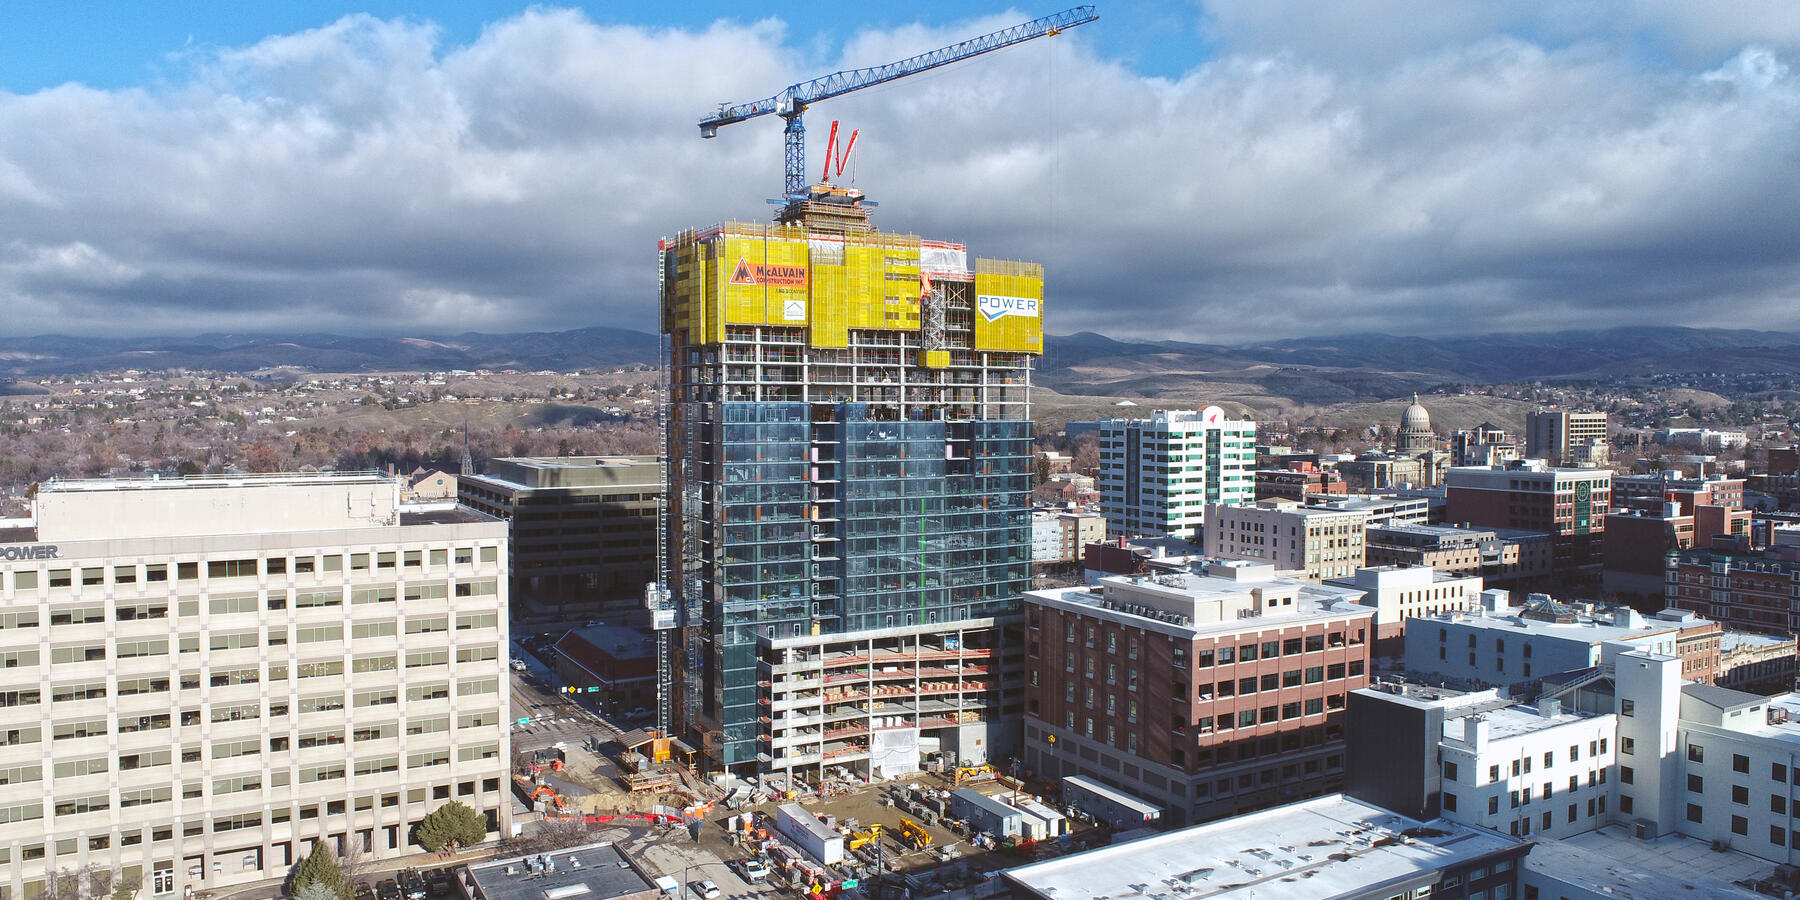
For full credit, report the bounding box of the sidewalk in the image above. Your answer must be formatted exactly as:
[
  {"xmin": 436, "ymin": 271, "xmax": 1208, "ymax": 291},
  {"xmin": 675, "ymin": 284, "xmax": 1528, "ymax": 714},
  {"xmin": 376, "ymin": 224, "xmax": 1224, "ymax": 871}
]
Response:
[{"xmin": 207, "ymin": 847, "xmax": 499, "ymax": 900}]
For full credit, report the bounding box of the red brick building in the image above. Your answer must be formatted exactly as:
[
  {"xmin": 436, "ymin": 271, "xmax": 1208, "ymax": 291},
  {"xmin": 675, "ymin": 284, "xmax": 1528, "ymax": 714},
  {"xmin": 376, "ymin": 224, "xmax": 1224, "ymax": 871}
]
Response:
[
  {"xmin": 1605, "ymin": 474, "xmax": 1752, "ymax": 604},
  {"xmin": 1668, "ymin": 532, "xmax": 1800, "ymax": 635},
  {"xmin": 552, "ymin": 624, "xmax": 658, "ymax": 711},
  {"xmin": 1444, "ymin": 461, "xmax": 1610, "ymax": 572},
  {"xmin": 1254, "ymin": 461, "xmax": 1347, "ymax": 502},
  {"xmin": 1021, "ymin": 561, "xmax": 1374, "ymax": 825}
]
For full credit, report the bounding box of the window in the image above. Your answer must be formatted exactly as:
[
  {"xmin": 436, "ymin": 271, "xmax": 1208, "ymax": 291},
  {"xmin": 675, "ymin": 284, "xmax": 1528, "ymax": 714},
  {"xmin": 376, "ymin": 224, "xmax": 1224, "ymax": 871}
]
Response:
[
  {"xmin": 350, "ymin": 621, "xmax": 396, "ymax": 640},
  {"xmin": 1732, "ymin": 815, "xmax": 1748, "ymax": 836},
  {"xmin": 1775, "ymin": 763, "xmax": 1789, "ymax": 783},
  {"xmin": 1621, "ymin": 699, "xmax": 1635, "ymax": 717},
  {"xmin": 1621, "ymin": 736, "xmax": 1635, "ymax": 755},
  {"xmin": 1688, "ymin": 803, "xmax": 1703, "ymax": 824},
  {"xmin": 1733, "ymin": 784, "xmax": 1749, "ymax": 805},
  {"xmin": 207, "ymin": 558, "xmax": 258, "ymax": 579},
  {"xmin": 1688, "ymin": 743, "xmax": 1705, "ymax": 763},
  {"xmin": 1621, "ymin": 766, "xmax": 1633, "ymax": 784},
  {"xmin": 297, "ymin": 625, "xmax": 343, "ymax": 643},
  {"xmin": 1443, "ymin": 793, "xmax": 1458, "ymax": 812},
  {"xmin": 1688, "ymin": 774, "xmax": 1703, "ymax": 793}
]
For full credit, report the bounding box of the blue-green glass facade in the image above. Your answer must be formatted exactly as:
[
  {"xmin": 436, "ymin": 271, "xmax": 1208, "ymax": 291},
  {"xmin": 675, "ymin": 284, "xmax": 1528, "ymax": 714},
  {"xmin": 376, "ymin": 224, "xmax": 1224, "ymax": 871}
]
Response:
[{"xmin": 697, "ymin": 402, "xmax": 1031, "ymax": 768}]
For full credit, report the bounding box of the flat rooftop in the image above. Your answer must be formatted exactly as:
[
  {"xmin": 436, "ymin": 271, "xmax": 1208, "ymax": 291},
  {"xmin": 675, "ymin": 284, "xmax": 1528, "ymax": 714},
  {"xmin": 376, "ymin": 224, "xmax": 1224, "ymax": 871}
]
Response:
[
  {"xmin": 1306, "ymin": 495, "xmax": 1426, "ymax": 511},
  {"xmin": 1354, "ymin": 682, "xmax": 1510, "ymax": 716},
  {"xmin": 1442, "ymin": 702, "xmax": 1604, "ymax": 744},
  {"xmin": 487, "ymin": 455, "xmax": 656, "ymax": 471},
  {"xmin": 37, "ymin": 471, "xmax": 392, "ymax": 493},
  {"xmin": 1367, "ymin": 522, "xmax": 1546, "ymax": 541},
  {"xmin": 558, "ymin": 625, "xmax": 656, "ymax": 662},
  {"xmin": 466, "ymin": 842, "xmax": 654, "ymax": 900},
  {"xmin": 1029, "ymin": 562, "xmax": 1370, "ymax": 637},
  {"xmin": 471, "ymin": 456, "xmax": 659, "ymax": 491},
  {"xmin": 1003, "ymin": 795, "xmax": 1523, "ymax": 900},
  {"xmin": 1721, "ymin": 630, "xmax": 1794, "ymax": 652},
  {"xmin": 398, "ymin": 507, "xmax": 498, "ymax": 526},
  {"xmin": 1422, "ymin": 609, "xmax": 1684, "ymax": 644},
  {"xmin": 1528, "ymin": 825, "xmax": 1772, "ymax": 899}
]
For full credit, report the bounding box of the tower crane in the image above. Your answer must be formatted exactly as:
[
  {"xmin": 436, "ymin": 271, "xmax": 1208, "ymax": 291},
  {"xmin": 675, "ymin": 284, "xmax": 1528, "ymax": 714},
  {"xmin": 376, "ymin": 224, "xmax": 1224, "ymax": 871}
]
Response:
[{"xmin": 698, "ymin": 6, "xmax": 1098, "ymax": 202}]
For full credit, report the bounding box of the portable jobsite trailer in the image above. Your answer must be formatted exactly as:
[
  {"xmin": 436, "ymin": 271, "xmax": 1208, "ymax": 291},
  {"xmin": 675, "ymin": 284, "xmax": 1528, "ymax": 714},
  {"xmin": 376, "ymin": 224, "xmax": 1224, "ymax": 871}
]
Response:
[
  {"xmin": 1008, "ymin": 796, "xmax": 1067, "ymax": 841},
  {"xmin": 950, "ymin": 789, "xmax": 1023, "ymax": 838},
  {"xmin": 776, "ymin": 803, "xmax": 844, "ymax": 865},
  {"xmin": 1062, "ymin": 776, "xmax": 1162, "ymax": 830}
]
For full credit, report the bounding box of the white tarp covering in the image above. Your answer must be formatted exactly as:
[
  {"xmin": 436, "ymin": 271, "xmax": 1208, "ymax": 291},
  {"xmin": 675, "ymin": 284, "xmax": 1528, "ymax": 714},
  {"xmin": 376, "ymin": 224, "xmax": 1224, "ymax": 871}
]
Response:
[
  {"xmin": 920, "ymin": 245, "xmax": 968, "ymax": 275},
  {"xmin": 872, "ymin": 726, "xmax": 921, "ymax": 779}
]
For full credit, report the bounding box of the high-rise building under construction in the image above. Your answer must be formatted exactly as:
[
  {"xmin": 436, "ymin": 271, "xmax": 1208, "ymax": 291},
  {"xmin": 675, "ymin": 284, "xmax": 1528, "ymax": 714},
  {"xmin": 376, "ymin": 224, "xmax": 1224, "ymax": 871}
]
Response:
[{"xmin": 660, "ymin": 186, "xmax": 1041, "ymax": 775}]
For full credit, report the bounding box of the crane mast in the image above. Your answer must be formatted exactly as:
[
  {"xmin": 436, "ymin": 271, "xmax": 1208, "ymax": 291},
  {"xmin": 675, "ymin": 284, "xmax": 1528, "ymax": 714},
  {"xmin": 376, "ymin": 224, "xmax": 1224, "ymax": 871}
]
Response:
[{"xmin": 698, "ymin": 6, "xmax": 1098, "ymax": 203}]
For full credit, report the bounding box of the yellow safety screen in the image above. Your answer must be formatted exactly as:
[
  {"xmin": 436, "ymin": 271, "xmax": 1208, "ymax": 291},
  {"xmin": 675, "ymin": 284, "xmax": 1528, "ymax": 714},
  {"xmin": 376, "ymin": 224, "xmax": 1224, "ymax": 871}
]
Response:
[
  {"xmin": 972, "ymin": 260, "xmax": 1044, "ymax": 353},
  {"xmin": 722, "ymin": 235, "xmax": 811, "ymax": 328},
  {"xmin": 664, "ymin": 225, "xmax": 1041, "ymax": 357}
]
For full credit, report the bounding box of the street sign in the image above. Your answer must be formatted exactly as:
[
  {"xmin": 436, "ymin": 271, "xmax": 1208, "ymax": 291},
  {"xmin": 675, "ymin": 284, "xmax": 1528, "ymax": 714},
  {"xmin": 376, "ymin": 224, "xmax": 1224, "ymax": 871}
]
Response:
[{"xmin": 516, "ymin": 717, "xmax": 530, "ymax": 725}]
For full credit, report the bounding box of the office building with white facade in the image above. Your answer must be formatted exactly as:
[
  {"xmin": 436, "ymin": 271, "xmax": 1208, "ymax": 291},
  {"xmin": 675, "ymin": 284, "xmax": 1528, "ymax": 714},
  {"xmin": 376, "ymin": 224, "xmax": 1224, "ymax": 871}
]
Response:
[
  {"xmin": 1099, "ymin": 407, "xmax": 1255, "ymax": 543},
  {"xmin": 1324, "ymin": 565, "xmax": 1485, "ymax": 654},
  {"xmin": 1402, "ymin": 597, "xmax": 1716, "ymax": 690},
  {"xmin": 1203, "ymin": 499, "xmax": 1367, "ymax": 581},
  {"xmin": 1348, "ymin": 683, "xmax": 1619, "ymax": 841},
  {"xmin": 0, "ymin": 473, "xmax": 510, "ymax": 897}
]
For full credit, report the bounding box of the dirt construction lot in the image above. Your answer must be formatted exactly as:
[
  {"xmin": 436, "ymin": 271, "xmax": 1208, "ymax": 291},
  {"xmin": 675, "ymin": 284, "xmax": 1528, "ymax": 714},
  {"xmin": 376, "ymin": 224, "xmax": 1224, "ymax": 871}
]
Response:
[{"xmin": 692, "ymin": 772, "xmax": 1112, "ymax": 895}]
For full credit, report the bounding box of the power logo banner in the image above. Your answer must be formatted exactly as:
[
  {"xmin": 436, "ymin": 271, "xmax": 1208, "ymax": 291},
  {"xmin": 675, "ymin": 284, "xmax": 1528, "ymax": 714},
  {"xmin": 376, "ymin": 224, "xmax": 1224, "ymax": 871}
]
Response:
[{"xmin": 976, "ymin": 294, "xmax": 1040, "ymax": 322}]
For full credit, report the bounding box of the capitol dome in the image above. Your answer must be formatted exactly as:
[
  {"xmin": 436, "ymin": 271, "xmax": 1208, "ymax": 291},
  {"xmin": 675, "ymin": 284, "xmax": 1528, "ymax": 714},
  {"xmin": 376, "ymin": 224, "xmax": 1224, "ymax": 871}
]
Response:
[
  {"xmin": 1400, "ymin": 394, "xmax": 1430, "ymax": 431},
  {"xmin": 1397, "ymin": 393, "xmax": 1433, "ymax": 456}
]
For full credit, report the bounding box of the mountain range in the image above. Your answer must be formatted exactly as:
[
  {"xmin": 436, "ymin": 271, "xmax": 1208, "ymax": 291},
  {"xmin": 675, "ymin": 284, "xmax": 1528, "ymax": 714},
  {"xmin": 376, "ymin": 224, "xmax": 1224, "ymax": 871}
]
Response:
[{"xmin": 3, "ymin": 326, "xmax": 1796, "ymax": 404}]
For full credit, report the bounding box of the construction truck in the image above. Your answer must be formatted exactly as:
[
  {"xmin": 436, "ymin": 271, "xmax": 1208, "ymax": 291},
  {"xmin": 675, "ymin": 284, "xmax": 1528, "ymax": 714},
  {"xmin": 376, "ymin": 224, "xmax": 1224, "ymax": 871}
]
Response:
[
  {"xmin": 898, "ymin": 818, "xmax": 933, "ymax": 850},
  {"xmin": 953, "ymin": 765, "xmax": 994, "ymax": 785}
]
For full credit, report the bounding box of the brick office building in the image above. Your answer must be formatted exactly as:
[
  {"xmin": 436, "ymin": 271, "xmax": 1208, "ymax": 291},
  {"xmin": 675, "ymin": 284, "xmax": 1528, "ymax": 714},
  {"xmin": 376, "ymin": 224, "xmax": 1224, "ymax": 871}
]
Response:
[
  {"xmin": 1445, "ymin": 461, "xmax": 1611, "ymax": 573},
  {"xmin": 1668, "ymin": 529, "xmax": 1800, "ymax": 635},
  {"xmin": 1021, "ymin": 560, "xmax": 1374, "ymax": 825}
]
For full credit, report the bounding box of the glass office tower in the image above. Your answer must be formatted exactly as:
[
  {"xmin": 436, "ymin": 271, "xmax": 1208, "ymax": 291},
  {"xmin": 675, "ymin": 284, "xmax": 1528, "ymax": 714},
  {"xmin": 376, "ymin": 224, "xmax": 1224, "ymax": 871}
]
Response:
[{"xmin": 660, "ymin": 186, "xmax": 1041, "ymax": 775}]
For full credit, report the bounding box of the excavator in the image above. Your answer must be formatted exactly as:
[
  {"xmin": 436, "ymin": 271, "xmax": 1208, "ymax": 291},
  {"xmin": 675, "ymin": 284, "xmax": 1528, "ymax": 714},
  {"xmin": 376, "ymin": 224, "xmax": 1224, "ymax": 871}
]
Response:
[{"xmin": 898, "ymin": 818, "xmax": 933, "ymax": 850}]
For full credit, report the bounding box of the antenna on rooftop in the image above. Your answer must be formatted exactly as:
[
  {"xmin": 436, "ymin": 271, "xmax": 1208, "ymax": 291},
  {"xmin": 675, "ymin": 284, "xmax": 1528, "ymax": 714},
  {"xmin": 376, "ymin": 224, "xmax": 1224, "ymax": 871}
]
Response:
[{"xmin": 460, "ymin": 418, "xmax": 475, "ymax": 477}]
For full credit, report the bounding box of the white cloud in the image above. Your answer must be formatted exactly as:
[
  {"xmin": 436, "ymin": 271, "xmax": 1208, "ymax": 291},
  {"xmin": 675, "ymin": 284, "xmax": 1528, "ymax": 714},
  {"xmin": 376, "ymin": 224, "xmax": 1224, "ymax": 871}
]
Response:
[{"xmin": 2, "ymin": 4, "xmax": 1800, "ymax": 341}]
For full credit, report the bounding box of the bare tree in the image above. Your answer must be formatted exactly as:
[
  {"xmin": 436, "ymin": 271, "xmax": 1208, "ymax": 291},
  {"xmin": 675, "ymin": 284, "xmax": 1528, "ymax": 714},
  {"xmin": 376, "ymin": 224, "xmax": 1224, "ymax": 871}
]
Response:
[{"xmin": 41, "ymin": 866, "xmax": 121, "ymax": 900}]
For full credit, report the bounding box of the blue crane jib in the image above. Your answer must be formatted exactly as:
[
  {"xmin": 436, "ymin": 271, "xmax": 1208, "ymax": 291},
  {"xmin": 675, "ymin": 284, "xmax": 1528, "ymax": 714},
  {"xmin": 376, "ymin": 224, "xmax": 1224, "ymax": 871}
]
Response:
[{"xmin": 698, "ymin": 5, "xmax": 1098, "ymax": 201}]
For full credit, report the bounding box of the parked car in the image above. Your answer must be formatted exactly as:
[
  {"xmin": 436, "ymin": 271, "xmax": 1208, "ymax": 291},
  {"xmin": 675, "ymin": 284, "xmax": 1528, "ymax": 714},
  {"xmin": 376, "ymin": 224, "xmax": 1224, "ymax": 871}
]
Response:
[
  {"xmin": 740, "ymin": 859, "xmax": 770, "ymax": 882},
  {"xmin": 691, "ymin": 880, "xmax": 721, "ymax": 899},
  {"xmin": 398, "ymin": 869, "xmax": 427, "ymax": 900},
  {"xmin": 375, "ymin": 879, "xmax": 400, "ymax": 900}
]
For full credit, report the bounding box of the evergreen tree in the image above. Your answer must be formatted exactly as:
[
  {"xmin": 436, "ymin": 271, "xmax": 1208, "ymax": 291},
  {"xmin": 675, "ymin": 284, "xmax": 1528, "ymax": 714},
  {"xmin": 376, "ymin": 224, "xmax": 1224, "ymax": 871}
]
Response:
[
  {"xmin": 289, "ymin": 842, "xmax": 346, "ymax": 900},
  {"xmin": 416, "ymin": 801, "xmax": 489, "ymax": 853}
]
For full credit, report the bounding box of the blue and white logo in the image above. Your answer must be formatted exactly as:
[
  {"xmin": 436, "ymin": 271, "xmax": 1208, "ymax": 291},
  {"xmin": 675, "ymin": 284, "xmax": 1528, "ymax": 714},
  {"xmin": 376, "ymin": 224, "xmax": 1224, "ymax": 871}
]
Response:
[{"xmin": 976, "ymin": 294, "xmax": 1040, "ymax": 322}]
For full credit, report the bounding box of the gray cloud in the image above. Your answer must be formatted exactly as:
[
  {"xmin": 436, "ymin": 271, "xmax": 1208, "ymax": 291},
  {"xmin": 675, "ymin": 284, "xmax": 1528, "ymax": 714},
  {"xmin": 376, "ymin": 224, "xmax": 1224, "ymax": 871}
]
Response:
[{"xmin": 4, "ymin": 4, "xmax": 1800, "ymax": 341}]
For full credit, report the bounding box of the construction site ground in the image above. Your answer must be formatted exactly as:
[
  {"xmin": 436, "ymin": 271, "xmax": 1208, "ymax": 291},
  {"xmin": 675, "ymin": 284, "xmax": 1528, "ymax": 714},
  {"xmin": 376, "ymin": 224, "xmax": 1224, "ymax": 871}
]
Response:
[{"xmin": 693, "ymin": 772, "xmax": 1113, "ymax": 896}]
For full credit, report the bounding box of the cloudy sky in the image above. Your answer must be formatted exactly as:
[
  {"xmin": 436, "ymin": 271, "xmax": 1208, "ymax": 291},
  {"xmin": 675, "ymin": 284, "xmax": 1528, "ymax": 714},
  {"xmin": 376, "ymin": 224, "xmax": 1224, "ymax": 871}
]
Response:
[{"xmin": 4, "ymin": 1, "xmax": 1800, "ymax": 342}]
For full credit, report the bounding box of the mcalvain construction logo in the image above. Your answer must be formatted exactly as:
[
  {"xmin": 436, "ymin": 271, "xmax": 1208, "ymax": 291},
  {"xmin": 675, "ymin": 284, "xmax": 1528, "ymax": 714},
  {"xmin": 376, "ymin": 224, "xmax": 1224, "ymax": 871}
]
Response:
[
  {"xmin": 976, "ymin": 294, "xmax": 1040, "ymax": 322},
  {"xmin": 729, "ymin": 257, "xmax": 808, "ymax": 288}
]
